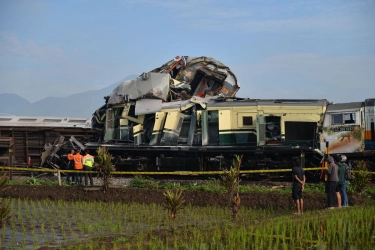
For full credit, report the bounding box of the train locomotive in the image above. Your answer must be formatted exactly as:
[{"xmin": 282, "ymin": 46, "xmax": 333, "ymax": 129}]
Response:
[{"xmin": 85, "ymin": 55, "xmax": 375, "ymax": 174}]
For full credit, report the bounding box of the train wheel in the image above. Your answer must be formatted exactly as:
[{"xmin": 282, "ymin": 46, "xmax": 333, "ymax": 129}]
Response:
[{"xmin": 137, "ymin": 164, "xmax": 144, "ymax": 171}]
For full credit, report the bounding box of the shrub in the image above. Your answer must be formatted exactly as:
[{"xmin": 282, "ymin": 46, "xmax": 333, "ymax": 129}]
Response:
[
  {"xmin": 128, "ymin": 176, "xmax": 159, "ymax": 189},
  {"xmin": 25, "ymin": 176, "xmax": 41, "ymax": 185},
  {"xmin": 351, "ymin": 161, "xmax": 370, "ymax": 194}
]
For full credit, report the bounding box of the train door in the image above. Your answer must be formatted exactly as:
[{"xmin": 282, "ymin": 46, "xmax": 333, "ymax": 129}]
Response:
[
  {"xmin": 104, "ymin": 108, "xmax": 117, "ymax": 141},
  {"xmin": 201, "ymin": 110, "xmax": 219, "ymax": 146},
  {"xmin": 149, "ymin": 112, "xmax": 167, "ymax": 146},
  {"xmin": 256, "ymin": 115, "xmax": 281, "ymax": 146},
  {"xmin": 256, "ymin": 115, "xmax": 266, "ymax": 146},
  {"xmin": 160, "ymin": 112, "xmax": 185, "ymax": 145},
  {"xmin": 265, "ymin": 116, "xmax": 281, "ymax": 144}
]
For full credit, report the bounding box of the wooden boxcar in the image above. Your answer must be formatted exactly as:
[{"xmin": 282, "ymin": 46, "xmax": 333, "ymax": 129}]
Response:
[{"xmin": 0, "ymin": 116, "xmax": 95, "ymax": 167}]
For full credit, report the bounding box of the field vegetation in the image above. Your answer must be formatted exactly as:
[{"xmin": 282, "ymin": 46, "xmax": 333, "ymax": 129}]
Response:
[
  {"xmin": 0, "ymin": 197, "xmax": 374, "ymax": 249},
  {"xmin": 0, "ymin": 160, "xmax": 374, "ymax": 249}
]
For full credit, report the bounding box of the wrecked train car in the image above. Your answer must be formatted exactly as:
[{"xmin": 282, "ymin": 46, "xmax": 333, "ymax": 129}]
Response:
[
  {"xmin": 92, "ymin": 56, "xmax": 240, "ymax": 142},
  {"xmin": 87, "ymin": 97, "xmax": 329, "ymax": 172},
  {"xmin": 87, "ymin": 56, "xmax": 329, "ymax": 172},
  {"xmin": 0, "ymin": 116, "xmax": 95, "ymax": 167}
]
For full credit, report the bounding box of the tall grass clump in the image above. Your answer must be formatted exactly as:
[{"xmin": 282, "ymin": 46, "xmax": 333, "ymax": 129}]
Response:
[
  {"xmin": 0, "ymin": 168, "xmax": 10, "ymax": 229},
  {"xmin": 95, "ymin": 147, "xmax": 115, "ymax": 192},
  {"xmin": 220, "ymin": 155, "xmax": 242, "ymax": 220}
]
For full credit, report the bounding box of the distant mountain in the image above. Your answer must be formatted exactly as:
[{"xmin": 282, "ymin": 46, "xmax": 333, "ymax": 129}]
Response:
[
  {"xmin": 0, "ymin": 74, "xmax": 138, "ymax": 118},
  {"xmin": 0, "ymin": 93, "xmax": 31, "ymax": 116}
]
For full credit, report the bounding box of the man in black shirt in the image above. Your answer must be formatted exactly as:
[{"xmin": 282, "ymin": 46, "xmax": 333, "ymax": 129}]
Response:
[{"xmin": 292, "ymin": 157, "xmax": 306, "ymax": 215}]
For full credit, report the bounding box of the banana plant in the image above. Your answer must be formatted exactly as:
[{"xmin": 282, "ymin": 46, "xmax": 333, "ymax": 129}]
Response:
[
  {"xmin": 220, "ymin": 155, "xmax": 243, "ymax": 220},
  {"xmin": 95, "ymin": 147, "xmax": 115, "ymax": 192},
  {"xmin": 162, "ymin": 189, "xmax": 185, "ymax": 219}
]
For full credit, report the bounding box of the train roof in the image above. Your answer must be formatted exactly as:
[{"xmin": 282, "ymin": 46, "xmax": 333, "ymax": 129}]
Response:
[
  {"xmin": 137, "ymin": 97, "xmax": 330, "ymax": 114},
  {"xmin": 207, "ymin": 98, "xmax": 329, "ymax": 107},
  {"xmin": 0, "ymin": 116, "xmax": 92, "ymax": 128},
  {"xmin": 326, "ymin": 102, "xmax": 363, "ymax": 112}
]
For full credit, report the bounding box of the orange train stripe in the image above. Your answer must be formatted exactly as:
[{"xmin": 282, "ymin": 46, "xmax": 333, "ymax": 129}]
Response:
[{"xmin": 364, "ymin": 130, "xmax": 374, "ymax": 140}]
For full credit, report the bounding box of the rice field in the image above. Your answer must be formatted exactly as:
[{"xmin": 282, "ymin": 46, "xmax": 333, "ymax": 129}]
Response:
[{"xmin": 1, "ymin": 198, "xmax": 374, "ymax": 249}]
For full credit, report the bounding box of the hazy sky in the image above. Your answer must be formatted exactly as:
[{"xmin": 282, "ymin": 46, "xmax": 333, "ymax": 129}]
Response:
[{"xmin": 0, "ymin": 0, "xmax": 374, "ymax": 103}]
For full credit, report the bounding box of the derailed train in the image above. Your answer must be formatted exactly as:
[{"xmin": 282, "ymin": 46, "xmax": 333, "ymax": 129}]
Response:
[{"xmin": 84, "ymin": 56, "xmax": 375, "ymax": 173}]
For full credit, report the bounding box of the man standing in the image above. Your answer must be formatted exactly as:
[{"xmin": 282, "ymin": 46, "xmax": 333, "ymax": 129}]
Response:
[
  {"xmin": 325, "ymin": 155, "xmax": 339, "ymax": 209},
  {"xmin": 66, "ymin": 149, "xmax": 75, "ymax": 185},
  {"xmin": 83, "ymin": 150, "xmax": 94, "ymax": 186},
  {"xmin": 73, "ymin": 149, "xmax": 83, "ymax": 185},
  {"xmin": 334, "ymin": 156, "xmax": 342, "ymax": 208},
  {"xmin": 337, "ymin": 154, "xmax": 349, "ymax": 207},
  {"xmin": 292, "ymin": 157, "xmax": 305, "ymax": 215}
]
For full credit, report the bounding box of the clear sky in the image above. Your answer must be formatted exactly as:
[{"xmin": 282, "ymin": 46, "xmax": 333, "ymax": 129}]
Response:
[{"xmin": 0, "ymin": 0, "xmax": 374, "ymax": 104}]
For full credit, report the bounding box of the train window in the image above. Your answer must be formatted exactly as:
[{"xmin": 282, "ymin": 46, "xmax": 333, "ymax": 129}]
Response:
[
  {"xmin": 43, "ymin": 119, "xmax": 62, "ymax": 123},
  {"xmin": 344, "ymin": 113, "xmax": 356, "ymax": 124},
  {"xmin": 68, "ymin": 119, "xmax": 86, "ymax": 123},
  {"xmin": 331, "ymin": 113, "xmax": 356, "ymax": 125},
  {"xmin": 331, "ymin": 114, "xmax": 343, "ymax": 125},
  {"xmin": 243, "ymin": 116, "xmax": 253, "ymax": 125},
  {"xmin": 18, "ymin": 118, "xmax": 37, "ymax": 122}
]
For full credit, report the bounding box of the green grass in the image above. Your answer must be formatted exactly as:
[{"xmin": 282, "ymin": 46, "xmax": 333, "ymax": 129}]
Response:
[{"xmin": 2, "ymin": 198, "xmax": 373, "ymax": 249}]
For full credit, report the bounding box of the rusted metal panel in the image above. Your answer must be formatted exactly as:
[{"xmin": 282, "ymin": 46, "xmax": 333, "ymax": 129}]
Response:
[{"xmin": 0, "ymin": 137, "xmax": 14, "ymax": 148}]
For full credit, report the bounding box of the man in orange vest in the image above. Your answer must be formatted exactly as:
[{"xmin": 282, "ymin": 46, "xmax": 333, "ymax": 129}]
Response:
[
  {"xmin": 67, "ymin": 149, "xmax": 75, "ymax": 185},
  {"xmin": 73, "ymin": 149, "xmax": 83, "ymax": 185}
]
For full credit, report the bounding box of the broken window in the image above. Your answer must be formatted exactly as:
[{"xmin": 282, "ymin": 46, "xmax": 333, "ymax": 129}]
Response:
[
  {"xmin": 331, "ymin": 113, "xmax": 356, "ymax": 125},
  {"xmin": 344, "ymin": 113, "xmax": 356, "ymax": 124}
]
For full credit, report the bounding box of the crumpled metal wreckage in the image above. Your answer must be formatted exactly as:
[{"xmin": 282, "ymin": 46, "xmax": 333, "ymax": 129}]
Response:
[
  {"xmin": 96, "ymin": 55, "xmax": 239, "ymax": 115},
  {"xmin": 92, "ymin": 56, "xmax": 240, "ymax": 142}
]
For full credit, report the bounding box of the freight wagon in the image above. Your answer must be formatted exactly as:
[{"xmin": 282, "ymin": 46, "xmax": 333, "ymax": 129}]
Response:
[{"xmin": 0, "ymin": 116, "xmax": 95, "ymax": 167}]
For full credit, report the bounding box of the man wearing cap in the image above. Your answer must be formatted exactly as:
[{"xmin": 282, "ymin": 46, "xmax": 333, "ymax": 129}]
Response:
[{"xmin": 324, "ymin": 155, "xmax": 339, "ymax": 209}]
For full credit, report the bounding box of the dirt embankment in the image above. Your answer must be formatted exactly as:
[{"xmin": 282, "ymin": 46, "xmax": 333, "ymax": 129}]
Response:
[{"xmin": 1, "ymin": 185, "xmax": 372, "ymax": 210}]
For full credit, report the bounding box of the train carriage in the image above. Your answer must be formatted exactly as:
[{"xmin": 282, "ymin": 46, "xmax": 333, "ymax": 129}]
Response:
[
  {"xmin": 320, "ymin": 99, "xmax": 375, "ymax": 158},
  {"xmin": 86, "ymin": 97, "xmax": 329, "ymax": 172},
  {"xmin": 0, "ymin": 116, "xmax": 95, "ymax": 167}
]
